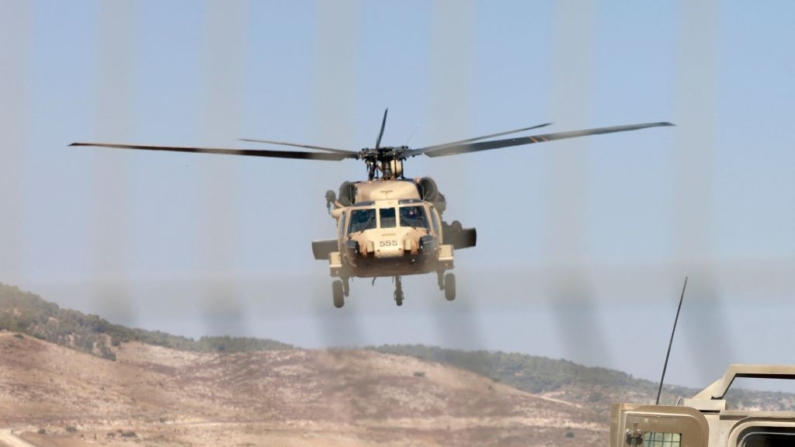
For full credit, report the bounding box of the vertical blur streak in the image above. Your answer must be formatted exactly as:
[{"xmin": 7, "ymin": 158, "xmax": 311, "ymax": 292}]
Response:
[
  {"xmin": 92, "ymin": 2, "xmax": 136, "ymax": 325},
  {"xmin": 92, "ymin": 2, "xmax": 140, "ymax": 425},
  {"xmin": 312, "ymin": 0, "xmax": 364, "ymax": 346},
  {"xmin": 199, "ymin": 1, "xmax": 247, "ymax": 336},
  {"xmin": 428, "ymin": 0, "xmax": 483, "ymax": 356},
  {"xmin": 310, "ymin": 1, "xmax": 364, "ymax": 426},
  {"xmin": 428, "ymin": 0, "xmax": 475, "ymax": 146},
  {"xmin": 674, "ymin": 0, "xmax": 733, "ymax": 382},
  {"xmin": 546, "ymin": 2, "xmax": 612, "ymax": 366},
  {"xmin": 0, "ymin": 0, "xmax": 37, "ymax": 416},
  {"xmin": 313, "ymin": 1, "xmax": 358, "ymax": 151},
  {"xmin": 0, "ymin": 2, "xmax": 31, "ymax": 282}
]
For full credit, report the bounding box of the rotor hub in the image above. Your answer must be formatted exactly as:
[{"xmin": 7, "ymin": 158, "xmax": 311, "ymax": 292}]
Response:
[{"xmin": 358, "ymin": 146, "xmax": 410, "ymax": 180}]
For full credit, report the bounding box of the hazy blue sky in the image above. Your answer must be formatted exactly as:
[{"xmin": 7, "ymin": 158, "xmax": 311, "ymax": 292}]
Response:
[{"xmin": 2, "ymin": 0, "xmax": 795, "ymax": 393}]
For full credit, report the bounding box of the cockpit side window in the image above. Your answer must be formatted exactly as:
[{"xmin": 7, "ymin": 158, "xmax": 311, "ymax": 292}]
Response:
[
  {"xmin": 379, "ymin": 208, "xmax": 396, "ymax": 228},
  {"xmin": 349, "ymin": 209, "xmax": 376, "ymax": 233},
  {"xmin": 429, "ymin": 206, "xmax": 440, "ymax": 234},
  {"xmin": 399, "ymin": 206, "xmax": 429, "ymax": 229},
  {"xmin": 338, "ymin": 212, "xmax": 347, "ymax": 240}
]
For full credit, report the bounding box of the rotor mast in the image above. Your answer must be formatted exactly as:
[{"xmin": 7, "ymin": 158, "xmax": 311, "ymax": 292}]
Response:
[
  {"xmin": 363, "ymin": 108, "xmax": 407, "ymax": 181},
  {"xmin": 361, "ymin": 146, "xmax": 408, "ymax": 181}
]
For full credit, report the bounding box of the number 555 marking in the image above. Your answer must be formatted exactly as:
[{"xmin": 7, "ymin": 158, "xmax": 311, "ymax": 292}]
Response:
[{"xmin": 379, "ymin": 240, "xmax": 397, "ymax": 247}]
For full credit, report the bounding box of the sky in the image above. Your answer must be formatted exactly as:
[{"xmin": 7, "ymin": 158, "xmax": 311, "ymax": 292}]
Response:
[{"xmin": 2, "ymin": 0, "xmax": 795, "ymax": 394}]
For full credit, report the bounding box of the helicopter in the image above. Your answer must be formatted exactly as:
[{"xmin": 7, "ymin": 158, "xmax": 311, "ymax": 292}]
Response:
[{"xmin": 71, "ymin": 110, "xmax": 672, "ymax": 308}]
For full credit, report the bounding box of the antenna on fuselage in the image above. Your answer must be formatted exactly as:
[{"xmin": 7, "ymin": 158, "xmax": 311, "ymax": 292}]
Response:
[
  {"xmin": 655, "ymin": 276, "xmax": 688, "ymax": 405},
  {"xmin": 405, "ymin": 123, "xmax": 420, "ymax": 146}
]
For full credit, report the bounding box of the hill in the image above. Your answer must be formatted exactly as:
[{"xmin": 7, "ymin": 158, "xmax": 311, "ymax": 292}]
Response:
[
  {"xmin": 369, "ymin": 344, "xmax": 673, "ymax": 414},
  {"xmin": 370, "ymin": 345, "xmax": 795, "ymax": 414},
  {"xmin": 0, "ymin": 283, "xmax": 292, "ymax": 360},
  {"xmin": 0, "ymin": 332, "xmax": 605, "ymax": 446},
  {"xmin": 0, "ymin": 282, "xmax": 793, "ymax": 446}
]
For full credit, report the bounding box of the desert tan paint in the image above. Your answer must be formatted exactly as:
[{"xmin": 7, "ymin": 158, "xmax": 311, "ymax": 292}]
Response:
[
  {"xmin": 611, "ymin": 365, "xmax": 795, "ymax": 447},
  {"xmin": 314, "ymin": 177, "xmax": 472, "ymax": 307},
  {"xmin": 353, "ymin": 180, "xmax": 421, "ymax": 202},
  {"xmin": 335, "ymin": 195, "xmax": 450, "ymax": 279}
]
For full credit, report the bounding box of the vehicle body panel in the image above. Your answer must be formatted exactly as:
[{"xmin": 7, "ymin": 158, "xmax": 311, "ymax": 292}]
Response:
[{"xmin": 611, "ymin": 365, "xmax": 795, "ymax": 447}]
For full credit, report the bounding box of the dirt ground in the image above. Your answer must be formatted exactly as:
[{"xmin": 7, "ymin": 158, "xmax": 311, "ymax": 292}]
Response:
[{"xmin": 0, "ymin": 333, "xmax": 607, "ymax": 447}]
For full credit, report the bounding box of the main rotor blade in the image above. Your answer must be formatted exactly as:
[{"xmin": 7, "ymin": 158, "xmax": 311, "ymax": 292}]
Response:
[
  {"xmin": 238, "ymin": 138, "xmax": 355, "ymax": 155},
  {"xmin": 375, "ymin": 108, "xmax": 388, "ymax": 149},
  {"xmin": 412, "ymin": 122, "xmax": 674, "ymax": 158},
  {"xmin": 70, "ymin": 142, "xmax": 356, "ymax": 161},
  {"xmin": 415, "ymin": 122, "xmax": 553, "ymax": 153}
]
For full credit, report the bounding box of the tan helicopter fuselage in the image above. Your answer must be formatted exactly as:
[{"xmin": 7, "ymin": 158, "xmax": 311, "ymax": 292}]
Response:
[{"xmin": 326, "ymin": 180, "xmax": 453, "ymax": 278}]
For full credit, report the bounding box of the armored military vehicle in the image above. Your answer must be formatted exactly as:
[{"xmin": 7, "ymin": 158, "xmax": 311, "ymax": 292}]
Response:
[{"xmin": 611, "ymin": 364, "xmax": 795, "ymax": 447}]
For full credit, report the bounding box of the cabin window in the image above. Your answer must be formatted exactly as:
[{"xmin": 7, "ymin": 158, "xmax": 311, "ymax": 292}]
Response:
[
  {"xmin": 642, "ymin": 432, "xmax": 681, "ymax": 447},
  {"xmin": 379, "ymin": 208, "xmax": 397, "ymax": 229},
  {"xmin": 349, "ymin": 209, "xmax": 376, "ymax": 233},
  {"xmin": 399, "ymin": 206, "xmax": 429, "ymax": 229}
]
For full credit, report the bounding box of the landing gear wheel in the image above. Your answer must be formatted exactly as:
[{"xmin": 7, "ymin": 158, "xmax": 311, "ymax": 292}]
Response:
[
  {"xmin": 394, "ymin": 276, "xmax": 404, "ymax": 307},
  {"xmin": 444, "ymin": 273, "xmax": 456, "ymax": 301},
  {"xmin": 332, "ymin": 280, "xmax": 344, "ymax": 308}
]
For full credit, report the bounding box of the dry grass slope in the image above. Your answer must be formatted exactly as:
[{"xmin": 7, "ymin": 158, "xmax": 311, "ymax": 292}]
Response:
[
  {"xmin": 1, "ymin": 284, "xmax": 792, "ymax": 446},
  {"xmin": 0, "ymin": 332, "xmax": 605, "ymax": 446}
]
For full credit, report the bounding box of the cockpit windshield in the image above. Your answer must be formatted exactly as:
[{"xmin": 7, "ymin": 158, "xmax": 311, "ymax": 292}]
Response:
[
  {"xmin": 348, "ymin": 206, "xmax": 428, "ymax": 232},
  {"xmin": 379, "ymin": 207, "xmax": 397, "ymax": 228},
  {"xmin": 399, "ymin": 206, "xmax": 429, "ymax": 229},
  {"xmin": 348, "ymin": 208, "xmax": 376, "ymax": 233}
]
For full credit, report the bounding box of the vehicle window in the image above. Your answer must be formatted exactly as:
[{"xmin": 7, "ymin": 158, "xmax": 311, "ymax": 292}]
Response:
[
  {"xmin": 338, "ymin": 212, "xmax": 347, "ymax": 239},
  {"xmin": 643, "ymin": 432, "xmax": 681, "ymax": 447},
  {"xmin": 740, "ymin": 431, "xmax": 795, "ymax": 447},
  {"xmin": 429, "ymin": 206, "xmax": 440, "ymax": 234},
  {"xmin": 379, "ymin": 208, "xmax": 396, "ymax": 228},
  {"xmin": 349, "ymin": 209, "xmax": 376, "ymax": 233},
  {"xmin": 399, "ymin": 206, "xmax": 429, "ymax": 229}
]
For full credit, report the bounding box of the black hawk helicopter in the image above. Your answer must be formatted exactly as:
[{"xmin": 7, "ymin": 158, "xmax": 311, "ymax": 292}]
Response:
[{"xmin": 72, "ymin": 110, "xmax": 672, "ymax": 308}]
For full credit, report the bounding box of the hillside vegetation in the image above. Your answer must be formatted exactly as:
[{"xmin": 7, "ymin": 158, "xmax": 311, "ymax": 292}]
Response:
[
  {"xmin": 370, "ymin": 345, "xmax": 692, "ymax": 413},
  {"xmin": 0, "ymin": 283, "xmax": 291, "ymax": 361},
  {"xmin": 370, "ymin": 346, "xmax": 795, "ymax": 413},
  {"xmin": 1, "ymin": 282, "xmax": 792, "ymax": 414}
]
